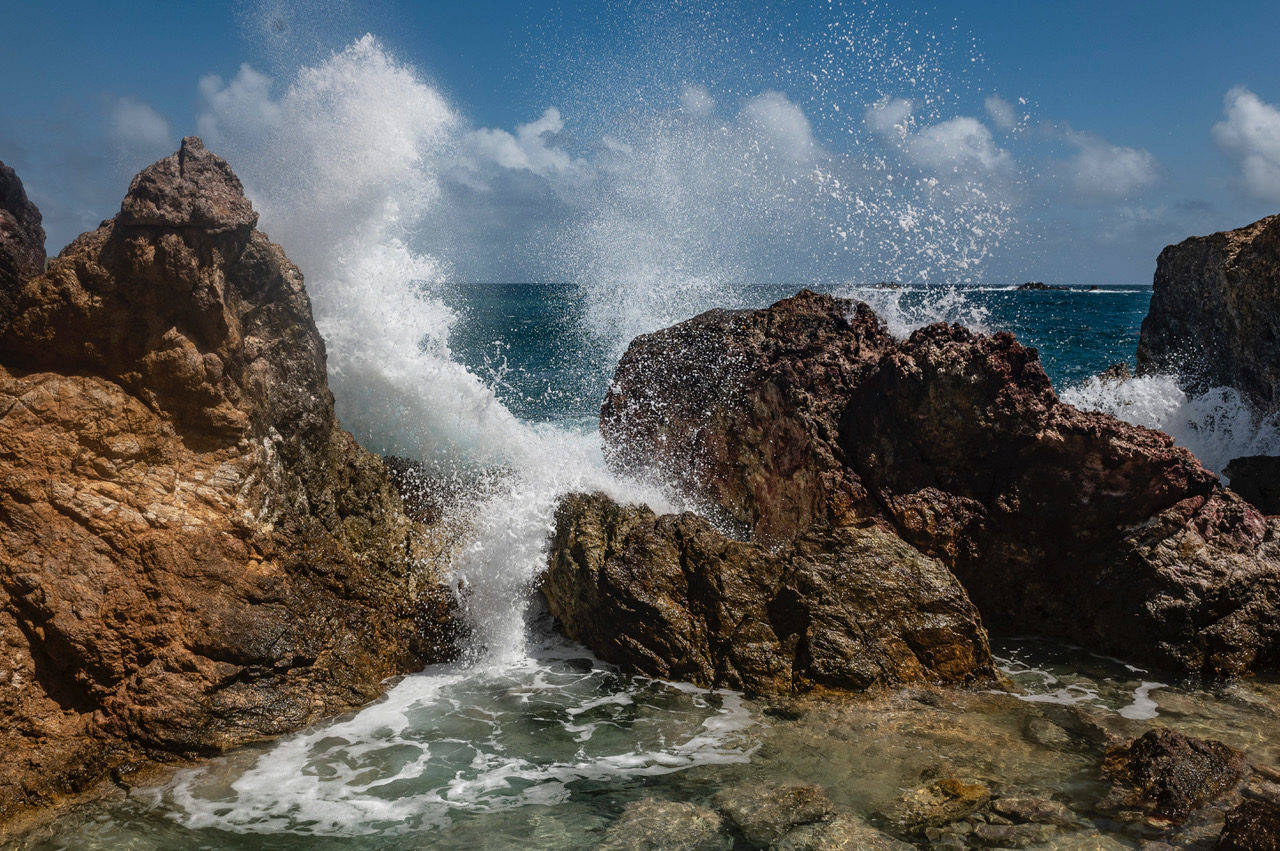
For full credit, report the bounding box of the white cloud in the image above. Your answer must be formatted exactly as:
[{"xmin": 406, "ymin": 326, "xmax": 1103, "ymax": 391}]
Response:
[
  {"xmin": 866, "ymin": 97, "xmax": 1011, "ymax": 179},
  {"xmin": 109, "ymin": 96, "xmax": 172, "ymax": 151},
  {"xmin": 1213, "ymin": 86, "xmax": 1280, "ymax": 202},
  {"xmin": 462, "ymin": 107, "xmax": 583, "ymax": 182},
  {"xmin": 908, "ymin": 117, "xmax": 1012, "ymax": 176},
  {"xmin": 739, "ymin": 90, "xmax": 817, "ymax": 163},
  {"xmin": 984, "ymin": 95, "xmax": 1017, "ymax": 131},
  {"xmin": 679, "ymin": 84, "xmax": 715, "ymax": 116},
  {"xmin": 865, "ymin": 97, "xmax": 913, "ymax": 139},
  {"xmin": 1063, "ymin": 130, "xmax": 1159, "ymax": 199}
]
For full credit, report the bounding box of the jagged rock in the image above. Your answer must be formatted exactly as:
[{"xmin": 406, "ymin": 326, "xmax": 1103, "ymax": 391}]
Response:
[
  {"xmin": 544, "ymin": 492, "xmax": 995, "ymax": 694},
  {"xmin": 1219, "ymin": 796, "xmax": 1280, "ymax": 850},
  {"xmin": 1137, "ymin": 214, "xmax": 1280, "ymax": 410},
  {"xmin": 0, "ymin": 140, "xmax": 459, "ymax": 822},
  {"xmin": 598, "ymin": 799, "xmax": 730, "ymax": 851},
  {"xmin": 1098, "ymin": 361, "xmax": 1133, "ymax": 382},
  {"xmin": 1015, "ymin": 281, "xmax": 1065, "ymax": 291},
  {"xmin": 0, "ymin": 160, "xmax": 46, "ymax": 323},
  {"xmin": 1099, "ymin": 729, "xmax": 1248, "ymax": 824},
  {"xmin": 712, "ymin": 783, "xmax": 836, "ymax": 848},
  {"xmin": 1225, "ymin": 455, "xmax": 1280, "ymax": 515},
  {"xmin": 597, "ymin": 290, "xmax": 1280, "ymax": 678}
]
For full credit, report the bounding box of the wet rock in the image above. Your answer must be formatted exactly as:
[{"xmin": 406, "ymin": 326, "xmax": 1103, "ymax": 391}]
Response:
[
  {"xmin": 971, "ymin": 821, "xmax": 1057, "ymax": 846},
  {"xmin": 1138, "ymin": 214, "xmax": 1280, "ymax": 412},
  {"xmin": 879, "ymin": 777, "xmax": 991, "ymax": 834},
  {"xmin": 1016, "ymin": 281, "xmax": 1066, "ymax": 291},
  {"xmin": 989, "ymin": 795, "xmax": 1079, "ymax": 827},
  {"xmin": 600, "ymin": 290, "xmax": 1280, "ymax": 679},
  {"xmin": 1021, "ymin": 716, "xmax": 1077, "ymax": 751},
  {"xmin": 1225, "ymin": 455, "xmax": 1280, "ymax": 515},
  {"xmin": 598, "ymin": 799, "xmax": 730, "ymax": 851},
  {"xmin": 712, "ymin": 783, "xmax": 836, "ymax": 847},
  {"xmin": 1219, "ymin": 796, "xmax": 1280, "ymax": 850},
  {"xmin": 1098, "ymin": 361, "xmax": 1133, "ymax": 382},
  {"xmin": 1099, "ymin": 729, "xmax": 1248, "ymax": 824},
  {"xmin": 0, "ymin": 160, "xmax": 45, "ymax": 324},
  {"xmin": 544, "ymin": 492, "xmax": 995, "ymax": 694},
  {"xmin": 772, "ymin": 814, "xmax": 911, "ymax": 850},
  {"xmin": 0, "ymin": 140, "xmax": 459, "ymax": 823}
]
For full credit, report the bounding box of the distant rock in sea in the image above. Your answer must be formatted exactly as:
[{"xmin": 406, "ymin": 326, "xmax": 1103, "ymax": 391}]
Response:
[
  {"xmin": 0, "ymin": 139, "xmax": 459, "ymax": 823},
  {"xmin": 1016, "ymin": 281, "xmax": 1066, "ymax": 290},
  {"xmin": 1138, "ymin": 213, "xmax": 1280, "ymax": 411},
  {"xmin": 549, "ymin": 290, "xmax": 1280, "ymax": 686}
]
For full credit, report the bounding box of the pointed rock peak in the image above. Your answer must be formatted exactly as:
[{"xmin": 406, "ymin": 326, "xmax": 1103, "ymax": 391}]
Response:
[
  {"xmin": 0, "ymin": 160, "xmax": 46, "ymax": 287},
  {"xmin": 119, "ymin": 135, "xmax": 258, "ymax": 233}
]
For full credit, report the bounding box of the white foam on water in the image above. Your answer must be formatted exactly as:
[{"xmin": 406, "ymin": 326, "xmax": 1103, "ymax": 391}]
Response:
[
  {"xmin": 1062, "ymin": 373, "xmax": 1280, "ymax": 473},
  {"xmin": 839, "ymin": 283, "xmax": 992, "ymax": 338}
]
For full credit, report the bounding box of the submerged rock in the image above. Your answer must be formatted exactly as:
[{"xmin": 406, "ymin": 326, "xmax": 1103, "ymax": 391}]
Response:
[
  {"xmin": 712, "ymin": 783, "xmax": 836, "ymax": 847},
  {"xmin": 598, "ymin": 799, "xmax": 729, "ymax": 851},
  {"xmin": 878, "ymin": 776, "xmax": 991, "ymax": 835},
  {"xmin": 1225, "ymin": 455, "xmax": 1280, "ymax": 515},
  {"xmin": 0, "ymin": 140, "xmax": 459, "ymax": 822},
  {"xmin": 1137, "ymin": 214, "xmax": 1280, "ymax": 411},
  {"xmin": 593, "ymin": 290, "xmax": 1280, "ymax": 679},
  {"xmin": 1098, "ymin": 729, "xmax": 1247, "ymax": 825},
  {"xmin": 544, "ymin": 492, "xmax": 995, "ymax": 694},
  {"xmin": 1219, "ymin": 796, "xmax": 1280, "ymax": 850}
]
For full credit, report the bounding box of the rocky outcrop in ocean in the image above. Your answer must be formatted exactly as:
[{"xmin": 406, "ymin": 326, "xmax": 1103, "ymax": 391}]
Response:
[
  {"xmin": 551, "ymin": 290, "xmax": 1280, "ymax": 683},
  {"xmin": 0, "ymin": 160, "xmax": 46, "ymax": 324},
  {"xmin": 0, "ymin": 139, "xmax": 459, "ymax": 822},
  {"xmin": 1137, "ymin": 213, "xmax": 1280, "ymax": 410},
  {"xmin": 544, "ymin": 492, "xmax": 994, "ymax": 694}
]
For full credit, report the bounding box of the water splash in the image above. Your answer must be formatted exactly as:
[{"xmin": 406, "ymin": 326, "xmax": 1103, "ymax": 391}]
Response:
[{"xmin": 1062, "ymin": 373, "xmax": 1280, "ymax": 474}]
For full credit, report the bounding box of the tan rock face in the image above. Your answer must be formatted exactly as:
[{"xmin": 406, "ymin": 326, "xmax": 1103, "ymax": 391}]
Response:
[
  {"xmin": 0, "ymin": 139, "xmax": 459, "ymax": 821},
  {"xmin": 1138, "ymin": 214, "xmax": 1280, "ymax": 410},
  {"xmin": 544, "ymin": 493, "xmax": 995, "ymax": 695}
]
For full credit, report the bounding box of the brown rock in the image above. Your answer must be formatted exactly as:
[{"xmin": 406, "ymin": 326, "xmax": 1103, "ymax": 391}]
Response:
[
  {"xmin": 1219, "ymin": 796, "xmax": 1280, "ymax": 850},
  {"xmin": 544, "ymin": 492, "xmax": 995, "ymax": 694},
  {"xmin": 878, "ymin": 776, "xmax": 991, "ymax": 834},
  {"xmin": 598, "ymin": 799, "xmax": 730, "ymax": 851},
  {"xmin": 1099, "ymin": 729, "xmax": 1248, "ymax": 824},
  {"xmin": 0, "ymin": 141, "xmax": 459, "ymax": 823},
  {"xmin": 712, "ymin": 783, "xmax": 836, "ymax": 848},
  {"xmin": 1225, "ymin": 455, "xmax": 1280, "ymax": 515},
  {"xmin": 1137, "ymin": 214, "xmax": 1280, "ymax": 410},
  {"xmin": 0, "ymin": 160, "xmax": 46, "ymax": 323},
  {"xmin": 599, "ymin": 290, "xmax": 1280, "ymax": 678}
]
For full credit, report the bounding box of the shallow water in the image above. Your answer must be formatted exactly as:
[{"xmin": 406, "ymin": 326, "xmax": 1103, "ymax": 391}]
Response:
[{"xmin": 17, "ymin": 631, "xmax": 1280, "ymax": 848}]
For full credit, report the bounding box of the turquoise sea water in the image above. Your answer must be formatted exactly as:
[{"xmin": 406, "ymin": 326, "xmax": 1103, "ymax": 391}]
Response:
[{"xmin": 445, "ymin": 283, "xmax": 1153, "ymax": 427}]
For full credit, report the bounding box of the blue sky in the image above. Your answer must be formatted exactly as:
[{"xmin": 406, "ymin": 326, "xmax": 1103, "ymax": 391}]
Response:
[{"xmin": 3, "ymin": 0, "xmax": 1279, "ymax": 286}]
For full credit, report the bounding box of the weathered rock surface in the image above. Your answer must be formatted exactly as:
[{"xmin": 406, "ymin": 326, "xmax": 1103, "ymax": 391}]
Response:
[
  {"xmin": 1099, "ymin": 729, "xmax": 1248, "ymax": 824},
  {"xmin": 1219, "ymin": 796, "xmax": 1280, "ymax": 850},
  {"xmin": 1137, "ymin": 214, "xmax": 1280, "ymax": 410},
  {"xmin": 598, "ymin": 799, "xmax": 730, "ymax": 851},
  {"xmin": 595, "ymin": 290, "xmax": 1280, "ymax": 678},
  {"xmin": 544, "ymin": 492, "xmax": 995, "ymax": 694},
  {"xmin": 1225, "ymin": 454, "xmax": 1280, "ymax": 515},
  {"xmin": 0, "ymin": 139, "xmax": 458, "ymax": 822},
  {"xmin": 0, "ymin": 161, "xmax": 45, "ymax": 323}
]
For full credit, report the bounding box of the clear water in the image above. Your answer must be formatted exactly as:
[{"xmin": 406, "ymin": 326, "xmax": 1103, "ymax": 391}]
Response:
[{"xmin": 15, "ymin": 283, "xmax": 1280, "ymax": 849}]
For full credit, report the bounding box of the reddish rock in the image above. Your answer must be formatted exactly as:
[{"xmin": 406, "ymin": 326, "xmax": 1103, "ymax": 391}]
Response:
[
  {"xmin": 0, "ymin": 139, "xmax": 459, "ymax": 823},
  {"xmin": 596, "ymin": 290, "xmax": 1280, "ymax": 678},
  {"xmin": 1138, "ymin": 214, "xmax": 1280, "ymax": 410},
  {"xmin": 544, "ymin": 492, "xmax": 995, "ymax": 695}
]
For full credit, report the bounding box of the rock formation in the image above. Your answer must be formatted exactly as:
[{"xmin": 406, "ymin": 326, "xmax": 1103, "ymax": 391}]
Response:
[
  {"xmin": 0, "ymin": 139, "xmax": 458, "ymax": 822},
  {"xmin": 1225, "ymin": 455, "xmax": 1280, "ymax": 515},
  {"xmin": 1137, "ymin": 214, "xmax": 1280, "ymax": 410},
  {"xmin": 580, "ymin": 290, "xmax": 1280, "ymax": 679},
  {"xmin": 0, "ymin": 160, "xmax": 46, "ymax": 324},
  {"xmin": 544, "ymin": 493, "xmax": 994, "ymax": 694},
  {"xmin": 1098, "ymin": 729, "xmax": 1248, "ymax": 824}
]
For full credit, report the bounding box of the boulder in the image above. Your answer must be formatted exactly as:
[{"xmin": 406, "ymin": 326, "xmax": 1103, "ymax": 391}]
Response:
[
  {"xmin": 0, "ymin": 139, "xmax": 459, "ymax": 822},
  {"xmin": 1137, "ymin": 214, "xmax": 1280, "ymax": 410},
  {"xmin": 1098, "ymin": 729, "xmax": 1248, "ymax": 824},
  {"xmin": 1219, "ymin": 796, "xmax": 1280, "ymax": 850},
  {"xmin": 599, "ymin": 799, "xmax": 729, "ymax": 851},
  {"xmin": 544, "ymin": 492, "xmax": 995, "ymax": 694},
  {"xmin": 597, "ymin": 290, "xmax": 1280, "ymax": 678},
  {"xmin": 1225, "ymin": 455, "xmax": 1280, "ymax": 515},
  {"xmin": 0, "ymin": 160, "xmax": 46, "ymax": 322},
  {"xmin": 711, "ymin": 783, "xmax": 836, "ymax": 847}
]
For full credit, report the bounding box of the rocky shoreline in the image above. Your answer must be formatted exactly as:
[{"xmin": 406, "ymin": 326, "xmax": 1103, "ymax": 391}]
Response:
[{"xmin": 0, "ymin": 140, "xmax": 461, "ymax": 827}]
